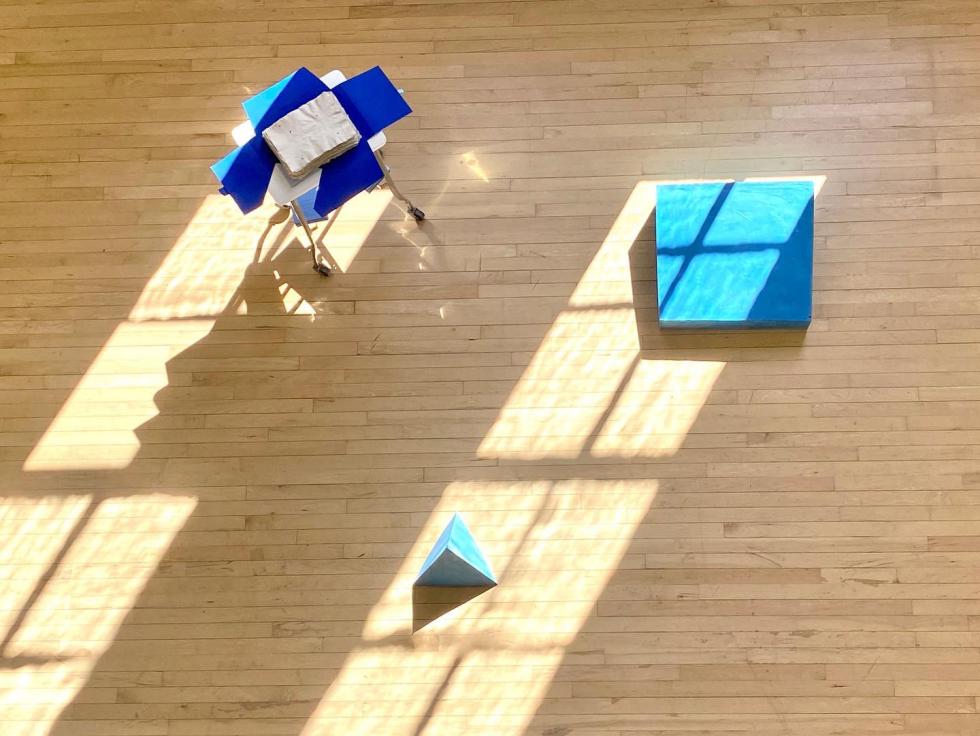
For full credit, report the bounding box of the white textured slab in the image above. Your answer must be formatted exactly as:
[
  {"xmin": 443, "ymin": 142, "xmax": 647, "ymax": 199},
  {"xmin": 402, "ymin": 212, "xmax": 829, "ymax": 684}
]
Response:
[{"xmin": 262, "ymin": 91, "xmax": 360, "ymax": 179}]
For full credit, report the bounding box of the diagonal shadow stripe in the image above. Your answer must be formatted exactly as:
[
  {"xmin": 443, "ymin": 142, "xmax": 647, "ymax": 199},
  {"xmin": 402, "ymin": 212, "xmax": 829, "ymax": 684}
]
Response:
[{"xmin": 0, "ymin": 497, "xmax": 98, "ymax": 658}]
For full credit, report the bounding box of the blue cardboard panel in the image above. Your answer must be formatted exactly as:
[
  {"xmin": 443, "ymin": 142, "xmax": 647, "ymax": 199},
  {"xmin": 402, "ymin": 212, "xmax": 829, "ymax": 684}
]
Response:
[
  {"xmin": 416, "ymin": 514, "xmax": 496, "ymax": 587},
  {"xmin": 210, "ymin": 136, "xmax": 277, "ymax": 214},
  {"xmin": 332, "ymin": 66, "xmax": 412, "ymax": 140},
  {"xmin": 290, "ymin": 188, "xmax": 323, "ymax": 225},
  {"xmin": 213, "ymin": 66, "xmax": 411, "ymax": 219},
  {"xmin": 655, "ymin": 180, "xmax": 814, "ymax": 328},
  {"xmin": 312, "ymin": 138, "xmax": 384, "ymax": 216},
  {"xmin": 213, "ymin": 68, "xmax": 328, "ymax": 214},
  {"xmin": 242, "ymin": 67, "xmax": 330, "ymax": 134}
]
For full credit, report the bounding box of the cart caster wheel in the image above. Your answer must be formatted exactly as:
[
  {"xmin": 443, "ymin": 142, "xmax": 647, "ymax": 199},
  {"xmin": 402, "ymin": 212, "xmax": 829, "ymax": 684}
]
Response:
[
  {"xmin": 408, "ymin": 206, "xmax": 425, "ymax": 222},
  {"xmin": 312, "ymin": 262, "xmax": 331, "ymax": 277}
]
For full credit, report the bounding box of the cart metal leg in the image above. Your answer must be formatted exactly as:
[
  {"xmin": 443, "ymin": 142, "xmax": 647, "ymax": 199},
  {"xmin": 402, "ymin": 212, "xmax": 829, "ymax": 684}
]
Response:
[
  {"xmin": 372, "ymin": 149, "xmax": 425, "ymax": 222},
  {"xmin": 289, "ymin": 200, "xmax": 331, "ymax": 276}
]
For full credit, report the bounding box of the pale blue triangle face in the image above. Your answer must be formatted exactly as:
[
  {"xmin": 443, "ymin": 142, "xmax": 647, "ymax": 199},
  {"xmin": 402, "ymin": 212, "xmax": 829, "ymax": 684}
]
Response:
[
  {"xmin": 415, "ymin": 514, "xmax": 496, "ymax": 587},
  {"xmin": 416, "ymin": 515, "xmax": 457, "ymax": 578},
  {"xmin": 242, "ymin": 67, "xmax": 328, "ymax": 133},
  {"xmin": 445, "ymin": 515, "xmax": 496, "ymax": 583},
  {"xmin": 242, "ymin": 73, "xmax": 292, "ymax": 127}
]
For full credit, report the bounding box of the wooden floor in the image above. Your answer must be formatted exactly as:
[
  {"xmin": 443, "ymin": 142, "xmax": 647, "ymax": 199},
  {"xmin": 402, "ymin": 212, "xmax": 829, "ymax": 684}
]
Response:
[{"xmin": 4, "ymin": 0, "xmax": 980, "ymax": 734}]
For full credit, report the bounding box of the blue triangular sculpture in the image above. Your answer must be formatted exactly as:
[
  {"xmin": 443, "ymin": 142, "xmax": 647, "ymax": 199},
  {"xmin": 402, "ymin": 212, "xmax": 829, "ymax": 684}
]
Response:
[{"xmin": 415, "ymin": 514, "xmax": 496, "ymax": 587}]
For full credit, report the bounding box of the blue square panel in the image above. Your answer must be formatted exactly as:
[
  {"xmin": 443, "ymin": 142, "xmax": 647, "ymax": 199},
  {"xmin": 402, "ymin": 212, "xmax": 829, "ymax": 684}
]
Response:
[{"xmin": 655, "ymin": 180, "xmax": 814, "ymax": 329}]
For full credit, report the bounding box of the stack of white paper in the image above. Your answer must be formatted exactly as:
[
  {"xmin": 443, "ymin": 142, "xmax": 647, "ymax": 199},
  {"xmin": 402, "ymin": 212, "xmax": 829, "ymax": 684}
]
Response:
[{"xmin": 262, "ymin": 91, "xmax": 361, "ymax": 179}]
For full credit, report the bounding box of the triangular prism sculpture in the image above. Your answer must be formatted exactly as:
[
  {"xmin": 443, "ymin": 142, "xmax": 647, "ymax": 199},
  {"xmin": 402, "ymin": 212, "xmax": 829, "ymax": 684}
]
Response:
[{"xmin": 415, "ymin": 514, "xmax": 496, "ymax": 587}]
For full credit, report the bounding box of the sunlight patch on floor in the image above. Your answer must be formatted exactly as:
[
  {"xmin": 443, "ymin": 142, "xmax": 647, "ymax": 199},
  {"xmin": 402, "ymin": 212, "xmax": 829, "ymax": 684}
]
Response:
[
  {"xmin": 479, "ymin": 181, "xmax": 724, "ymax": 461},
  {"xmin": 25, "ymin": 184, "xmax": 394, "ymax": 471},
  {"xmin": 321, "ymin": 188, "xmax": 393, "ymax": 273},
  {"xmin": 21, "ymin": 187, "xmax": 279, "ymax": 470},
  {"xmin": 477, "ymin": 308, "xmax": 641, "ymax": 460},
  {"xmin": 0, "ymin": 494, "xmax": 195, "ymax": 736},
  {"xmin": 302, "ymin": 478, "xmax": 659, "ymax": 736},
  {"xmin": 24, "ymin": 193, "xmax": 262, "ymax": 471},
  {"xmin": 592, "ymin": 358, "xmax": 725, "ymax": 457},
  {"xmin": 299, "ymin": 181, "xmax": 725, "ymax": 736},
  {"xmin": 129, "ymin": 195, "xmax": 263, "ymax": 322},
  {"xmin": 0, "ymin": 497, "xmax": 90, "ymax": 640},
  {"xmin": 23, "ymin": 320, "xmax": 215, "ymax": 470}
]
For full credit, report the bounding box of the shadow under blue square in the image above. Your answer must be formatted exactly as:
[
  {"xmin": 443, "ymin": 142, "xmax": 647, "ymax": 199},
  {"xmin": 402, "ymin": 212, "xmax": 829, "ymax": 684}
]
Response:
[{"xmin": 655, "ymin": 180, "xmax": 814, "ymax": 329}]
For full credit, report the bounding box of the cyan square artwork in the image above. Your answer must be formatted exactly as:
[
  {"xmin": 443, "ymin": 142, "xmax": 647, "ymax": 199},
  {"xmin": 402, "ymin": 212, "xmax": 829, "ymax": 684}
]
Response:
[{"xmin": 655, "ymin": 180, "xmax": 814, "ymax": 328}]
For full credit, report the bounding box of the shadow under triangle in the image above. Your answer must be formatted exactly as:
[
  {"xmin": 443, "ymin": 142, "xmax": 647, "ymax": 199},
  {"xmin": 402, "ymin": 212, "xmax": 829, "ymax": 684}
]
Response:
[{"xmin": 412, "ymin": 584, "xmax": 495, "ymax": 632}]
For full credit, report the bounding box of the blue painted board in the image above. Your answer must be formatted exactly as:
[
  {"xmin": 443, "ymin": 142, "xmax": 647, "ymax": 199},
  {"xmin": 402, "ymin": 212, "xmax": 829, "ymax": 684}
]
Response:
[
  {"xmin": 416, "ymin": 513, "xmax": 496, "ymax": 587},
  {"xmin": 332, "ymin": 66, "xmax": 412, "ymax": 140},
  {"xmin": 312, "ymin": 138, "xmax": 384, "ymax": 216},
  {"xmin": 210, "ymin": 136, "xmax": 278, "ymax": 214},
  {"xmin": 655, "ymin": 180, "xmax": 814, "ymax": 328}
]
